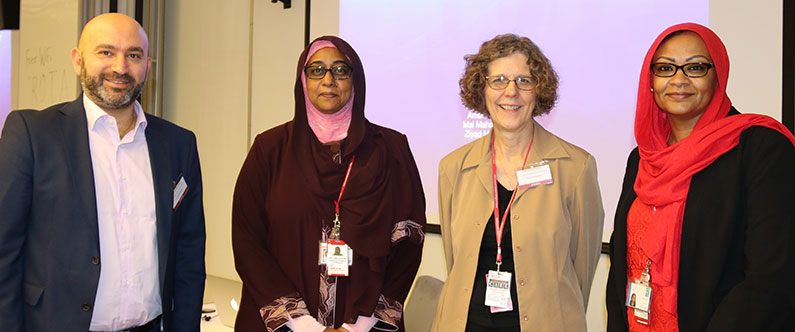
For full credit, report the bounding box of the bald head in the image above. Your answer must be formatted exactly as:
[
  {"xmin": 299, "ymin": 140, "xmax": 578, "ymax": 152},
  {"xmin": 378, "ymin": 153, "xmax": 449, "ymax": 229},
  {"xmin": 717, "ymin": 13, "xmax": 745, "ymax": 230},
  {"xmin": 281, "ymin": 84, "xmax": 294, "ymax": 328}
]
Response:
[{"xmin": 78, "ymin": 13, "xmax": 148, "ymax": 53}]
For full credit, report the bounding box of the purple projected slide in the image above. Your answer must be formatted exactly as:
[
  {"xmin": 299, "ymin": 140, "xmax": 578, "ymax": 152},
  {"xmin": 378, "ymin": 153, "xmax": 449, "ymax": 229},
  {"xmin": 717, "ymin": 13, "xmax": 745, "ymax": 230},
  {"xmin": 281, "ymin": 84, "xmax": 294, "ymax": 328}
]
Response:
[
  {"xmin": 0, "ymin": 30, "xmax": 12, "ymax": 136},
  {"xmin": 340, "ymin": 1, "xmax": 707, "ymax": 239}
]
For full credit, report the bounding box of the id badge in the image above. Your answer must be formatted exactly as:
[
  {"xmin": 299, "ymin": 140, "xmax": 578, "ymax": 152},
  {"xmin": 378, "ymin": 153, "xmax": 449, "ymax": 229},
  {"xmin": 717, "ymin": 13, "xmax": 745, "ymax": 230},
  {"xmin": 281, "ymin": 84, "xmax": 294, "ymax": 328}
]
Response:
[
  {"xmin": 516, "ymin": 161, "xmax": 553, "ymax": 189},
  {"xmin": 486, "ymin": 272, "xmax": 514, "ymax": 313},
  {"xmin": 484, "ymin": 270, "xmax": 512, "ymax": 309},
  {"xmin": 626, "ymin": 281, "xmax": 652, "ymax": 312},
  {"xmin": 319, "ymin": 241, "xmax": 353, "ymax": 266},
  {"xmin": 172, "ymin": 176, "xmax": 188, "ymax": 210},
  {"xmin": 326, "ymin": 239, "xmax": 350, "ymax": 276},
  {"xmin": 318, "ymin": 241, "xmax": 328, "ymax": 265}
]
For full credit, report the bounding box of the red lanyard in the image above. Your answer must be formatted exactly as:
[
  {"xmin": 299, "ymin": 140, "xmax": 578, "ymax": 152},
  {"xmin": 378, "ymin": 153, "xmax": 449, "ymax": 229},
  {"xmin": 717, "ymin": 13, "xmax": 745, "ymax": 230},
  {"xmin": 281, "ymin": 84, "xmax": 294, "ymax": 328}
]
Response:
[
  {"xmin": 332, "ymin": 155, "xmax": 355, "ymax": 239},
  {"xmin": 490, "ymin": 130, "xmax": 534, "ymax": 270}
]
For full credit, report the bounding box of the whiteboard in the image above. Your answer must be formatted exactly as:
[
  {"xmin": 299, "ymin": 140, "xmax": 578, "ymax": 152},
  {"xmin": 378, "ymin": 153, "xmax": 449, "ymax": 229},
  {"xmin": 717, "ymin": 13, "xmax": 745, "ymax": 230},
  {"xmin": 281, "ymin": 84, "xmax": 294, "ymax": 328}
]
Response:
[{"xmin": 17, "ymin": 0, "xmax": 81, "ymax": 110}]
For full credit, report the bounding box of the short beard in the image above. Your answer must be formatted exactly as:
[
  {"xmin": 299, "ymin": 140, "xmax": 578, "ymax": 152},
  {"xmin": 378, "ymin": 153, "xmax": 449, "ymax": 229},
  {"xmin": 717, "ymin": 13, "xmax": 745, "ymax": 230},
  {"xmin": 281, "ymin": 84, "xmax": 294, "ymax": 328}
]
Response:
[{"xmin": 80, "ymin": 65, "xmax": 145, "ymax": 110}]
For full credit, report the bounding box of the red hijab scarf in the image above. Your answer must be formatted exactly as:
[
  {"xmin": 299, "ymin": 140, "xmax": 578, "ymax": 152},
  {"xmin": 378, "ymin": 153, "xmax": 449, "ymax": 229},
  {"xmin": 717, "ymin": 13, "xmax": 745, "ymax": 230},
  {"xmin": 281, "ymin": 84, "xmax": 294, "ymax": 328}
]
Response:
[{"xmin": 633, "ymin": 23, "xmax": 795, "ymax": 315}]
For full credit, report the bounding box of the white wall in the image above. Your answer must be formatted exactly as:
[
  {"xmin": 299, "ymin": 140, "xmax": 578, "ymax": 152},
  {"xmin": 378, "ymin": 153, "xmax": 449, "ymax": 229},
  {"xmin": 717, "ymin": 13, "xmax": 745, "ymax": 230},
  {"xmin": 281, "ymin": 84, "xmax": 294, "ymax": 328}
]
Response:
[
  {"xmin": 162, "ymin": 0, "xmax": 253, "ymax": 281},
  {"xmin": 249, "ymin": 0, "xmax": 306, "ymax": 140}
]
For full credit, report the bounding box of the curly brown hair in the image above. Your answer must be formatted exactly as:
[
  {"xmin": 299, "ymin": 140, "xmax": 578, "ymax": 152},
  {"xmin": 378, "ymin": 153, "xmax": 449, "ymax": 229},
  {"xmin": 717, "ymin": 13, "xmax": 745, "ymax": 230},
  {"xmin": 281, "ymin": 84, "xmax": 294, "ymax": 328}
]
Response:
[{"xmin": 460, "ymin": 34, "xmax": 559, "ymax": 117}]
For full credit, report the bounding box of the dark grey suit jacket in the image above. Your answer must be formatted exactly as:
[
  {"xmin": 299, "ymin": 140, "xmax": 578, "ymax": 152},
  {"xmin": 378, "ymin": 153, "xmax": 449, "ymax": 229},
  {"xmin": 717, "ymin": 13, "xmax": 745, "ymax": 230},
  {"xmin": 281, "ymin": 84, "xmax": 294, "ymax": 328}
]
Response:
[{"xmin": 0, "ymin": 97, "xmax": 206, "ymax": 332}]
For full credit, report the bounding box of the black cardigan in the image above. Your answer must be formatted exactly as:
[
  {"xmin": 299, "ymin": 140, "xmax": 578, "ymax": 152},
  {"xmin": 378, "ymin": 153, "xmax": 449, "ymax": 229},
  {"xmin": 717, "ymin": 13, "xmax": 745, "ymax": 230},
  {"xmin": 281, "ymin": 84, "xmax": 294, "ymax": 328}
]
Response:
[{"xmin": 607, "ymin": 109, "xmax": 795, "ymax": 332}]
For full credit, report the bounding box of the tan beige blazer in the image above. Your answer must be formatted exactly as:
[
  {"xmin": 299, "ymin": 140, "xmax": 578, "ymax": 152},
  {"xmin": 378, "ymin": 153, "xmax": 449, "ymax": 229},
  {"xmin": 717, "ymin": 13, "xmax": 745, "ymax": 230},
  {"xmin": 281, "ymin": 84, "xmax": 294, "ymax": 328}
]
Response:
[{"xmin": 431, "ymin": 122, "xmax": 604, "ymax": 332}]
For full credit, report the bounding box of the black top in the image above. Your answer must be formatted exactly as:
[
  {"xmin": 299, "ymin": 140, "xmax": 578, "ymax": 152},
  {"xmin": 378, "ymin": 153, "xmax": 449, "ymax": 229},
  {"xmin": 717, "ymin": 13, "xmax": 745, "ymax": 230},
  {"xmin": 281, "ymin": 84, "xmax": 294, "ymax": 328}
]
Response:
[{"xmin": 466, "ymin": 182, "xmax": 520, "ymax": 331}]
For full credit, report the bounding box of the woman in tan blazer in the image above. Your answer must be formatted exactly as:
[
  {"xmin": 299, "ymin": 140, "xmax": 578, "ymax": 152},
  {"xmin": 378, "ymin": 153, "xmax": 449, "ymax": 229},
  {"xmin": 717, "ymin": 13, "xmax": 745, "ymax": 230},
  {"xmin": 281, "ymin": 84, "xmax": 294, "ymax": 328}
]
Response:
[{"xmin": 431, "ymin": 34, "xmax": 604, "ymax": 332}]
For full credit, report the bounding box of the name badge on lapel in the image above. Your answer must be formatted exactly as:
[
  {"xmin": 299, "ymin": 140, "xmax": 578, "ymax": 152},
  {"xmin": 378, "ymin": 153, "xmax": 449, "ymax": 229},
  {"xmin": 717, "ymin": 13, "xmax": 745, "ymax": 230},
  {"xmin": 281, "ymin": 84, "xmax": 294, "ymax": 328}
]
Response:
[
  {"xmin": 516, "ymin": 161, "xmax": 553, "ymax": 189},
  {"xmin": 173, "ymin": 176, "xmax": 188, "ymax": 210}
]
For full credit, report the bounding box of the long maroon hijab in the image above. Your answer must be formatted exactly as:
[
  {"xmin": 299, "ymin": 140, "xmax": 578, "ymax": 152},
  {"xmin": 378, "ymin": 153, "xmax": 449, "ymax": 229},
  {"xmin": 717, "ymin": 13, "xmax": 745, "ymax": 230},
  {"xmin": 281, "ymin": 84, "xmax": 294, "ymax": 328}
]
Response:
[
  {"xmin": 633, "ymin": 23, "xmax": 795, "ymax": 315},
  {"xmin": 286, "ymin": 36, "xmax": 426, "ymax": 323},
  {"xmin": 290, "ymin": 36, "xmax": 395, "ymax": 258}
]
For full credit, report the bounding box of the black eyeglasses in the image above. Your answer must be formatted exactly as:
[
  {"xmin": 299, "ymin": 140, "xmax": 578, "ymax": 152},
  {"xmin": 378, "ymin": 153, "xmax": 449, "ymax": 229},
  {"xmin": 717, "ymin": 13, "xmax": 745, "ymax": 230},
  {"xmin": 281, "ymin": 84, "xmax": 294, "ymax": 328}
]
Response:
[
  {"xmin": 304, "ymin": 64, "xmax": 353, "ymax": 80},
  {"xmin": 650, "ymin": 62, "xmax": 714, "ymax": 78},
  {"xmin": 485, "ymin": 75, "xmax": 536, "ymax": 91}
]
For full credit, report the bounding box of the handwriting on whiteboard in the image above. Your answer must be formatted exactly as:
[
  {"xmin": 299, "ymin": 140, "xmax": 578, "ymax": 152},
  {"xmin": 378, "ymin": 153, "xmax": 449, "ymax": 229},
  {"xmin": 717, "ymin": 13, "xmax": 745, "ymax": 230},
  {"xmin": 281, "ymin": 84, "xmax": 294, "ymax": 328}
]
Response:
[{"xmin": 24, "ymin": 47, "xmax": 73, "ymax": 105}]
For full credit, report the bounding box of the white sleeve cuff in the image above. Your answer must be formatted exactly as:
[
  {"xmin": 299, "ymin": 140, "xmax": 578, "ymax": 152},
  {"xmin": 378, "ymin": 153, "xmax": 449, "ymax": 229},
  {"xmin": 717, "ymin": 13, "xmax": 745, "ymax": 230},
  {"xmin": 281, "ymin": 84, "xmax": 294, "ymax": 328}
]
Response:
[
  {"xmin": 341, "ymin": 315, "xmax": 377, "ymax": 332},
  {"xmin": 287, "ymin": 314, "xmax": 326, "ymax": 332}
]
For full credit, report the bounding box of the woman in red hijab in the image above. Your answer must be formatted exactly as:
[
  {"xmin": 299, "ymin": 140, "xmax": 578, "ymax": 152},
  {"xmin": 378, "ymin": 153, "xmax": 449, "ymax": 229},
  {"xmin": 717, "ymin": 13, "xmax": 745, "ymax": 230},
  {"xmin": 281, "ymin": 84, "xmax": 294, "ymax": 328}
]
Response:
[{"xmin": 606, "ymin": 23, "xmax": 795, "ymax": 332}]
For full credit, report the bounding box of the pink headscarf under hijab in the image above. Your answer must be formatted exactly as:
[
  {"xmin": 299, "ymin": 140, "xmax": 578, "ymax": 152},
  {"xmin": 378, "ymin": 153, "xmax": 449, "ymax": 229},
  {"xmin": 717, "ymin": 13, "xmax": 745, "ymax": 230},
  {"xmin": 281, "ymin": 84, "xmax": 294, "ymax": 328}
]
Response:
[{"xmin": 302, "ymin": 40, "xmax": 355, "ymax": 143}]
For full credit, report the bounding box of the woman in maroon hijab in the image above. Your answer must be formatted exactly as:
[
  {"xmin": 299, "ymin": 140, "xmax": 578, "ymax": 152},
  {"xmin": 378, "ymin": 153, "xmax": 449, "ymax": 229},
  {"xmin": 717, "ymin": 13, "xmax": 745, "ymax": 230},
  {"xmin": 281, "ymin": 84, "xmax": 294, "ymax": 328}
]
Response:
[
  {"xmin": 607, "ymin": 23, "xmax": 795, "ymax": 331},
  {"xmin": 232, "ymin": 36, "xmax": 426, "ymax": 332}
]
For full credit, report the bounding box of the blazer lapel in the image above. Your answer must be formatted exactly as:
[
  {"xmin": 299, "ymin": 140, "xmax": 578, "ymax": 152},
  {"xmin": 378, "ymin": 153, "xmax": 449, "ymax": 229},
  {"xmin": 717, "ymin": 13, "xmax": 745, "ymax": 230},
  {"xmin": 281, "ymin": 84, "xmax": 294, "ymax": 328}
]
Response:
[
  {"xmin": 58, "ymin": 98, "xmax": 99, "ymax": 234},
  {"xmin": 462, "ymin": 132, "xmax": 497, "ymax": 222},
  {"xmin": 462, "ymin": 131, "xmax": 494, "ymax": 198},
  {"xmin": 144, "ymin": 116, "xmax": 173, "ymax": 288}
]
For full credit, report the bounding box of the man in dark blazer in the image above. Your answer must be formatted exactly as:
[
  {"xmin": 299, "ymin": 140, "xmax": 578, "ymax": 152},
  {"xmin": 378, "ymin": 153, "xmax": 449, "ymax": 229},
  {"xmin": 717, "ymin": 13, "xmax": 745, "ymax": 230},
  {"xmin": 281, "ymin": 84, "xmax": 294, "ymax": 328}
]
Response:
[{"xmin": 0, "ymin": 13, "xmax": 205, "ymax": 332}]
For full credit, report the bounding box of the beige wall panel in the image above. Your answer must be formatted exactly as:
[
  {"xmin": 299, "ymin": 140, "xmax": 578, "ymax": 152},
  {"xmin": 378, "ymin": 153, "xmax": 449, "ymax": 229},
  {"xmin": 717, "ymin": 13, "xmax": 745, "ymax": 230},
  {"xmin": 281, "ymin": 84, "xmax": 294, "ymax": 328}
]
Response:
[
  {"xmin": 710, "ymin": 0, "xmax": 783, "ymax": 120},
  {"xmin": 163, "ymin": 0, "xmax": 251, "ymax": 281},
  {"xmin": 417, "ymin": 214, "xmax": 447, "ymax": 281},
  {"xmin": 249, "ymin": 0, "xmax": 306, "ymax": 139},
  {"xmin": 309, "ymin": 0, "xmax": 339, "ymax": 40}
]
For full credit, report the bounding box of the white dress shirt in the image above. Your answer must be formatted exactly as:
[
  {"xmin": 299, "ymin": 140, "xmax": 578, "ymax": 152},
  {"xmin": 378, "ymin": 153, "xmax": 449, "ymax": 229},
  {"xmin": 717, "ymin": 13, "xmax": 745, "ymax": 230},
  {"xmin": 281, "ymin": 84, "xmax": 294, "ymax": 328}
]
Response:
[{"xmin": 84, "ymin": 95, "xmax": 161, "ymax": 331}]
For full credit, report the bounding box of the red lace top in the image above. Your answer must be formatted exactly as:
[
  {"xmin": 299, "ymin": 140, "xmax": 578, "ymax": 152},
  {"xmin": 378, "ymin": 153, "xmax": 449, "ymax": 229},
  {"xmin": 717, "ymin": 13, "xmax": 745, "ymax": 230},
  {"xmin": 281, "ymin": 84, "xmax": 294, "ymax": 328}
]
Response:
[{"xmin": 626, "ymin": 198, "xmax": 679, "ymax": 331}]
